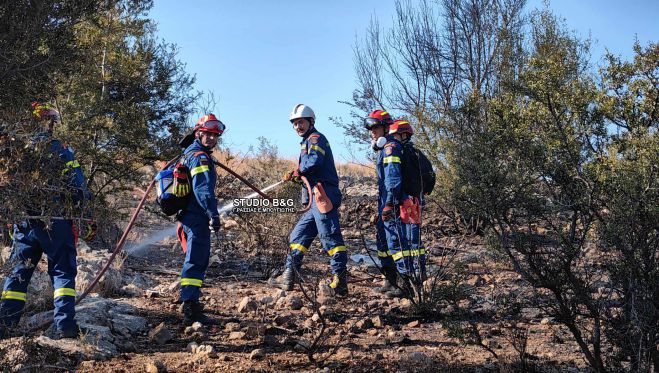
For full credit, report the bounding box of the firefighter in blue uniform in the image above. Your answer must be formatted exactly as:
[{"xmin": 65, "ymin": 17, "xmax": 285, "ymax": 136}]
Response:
[
  {"xmin": 390, "ymin": 121, "xmax": 427, "ymax": 282},
  {"xmin": 0, "ymin": 102, "xmax": 95, "ymax": 339},
  {"xmin": 176, "ymin": 114, "xmax": 224, "ymax": 325},
  {"xmin": 364, "ymin": 111, "xmax": 412, "ymax": 297},
  {"xmin": 364, "ymin": 110, "xmax": 399, "ymax": 296},
  {"xmin": 269, "ymin": 104, "xmax": 348, "ymax": 295}
]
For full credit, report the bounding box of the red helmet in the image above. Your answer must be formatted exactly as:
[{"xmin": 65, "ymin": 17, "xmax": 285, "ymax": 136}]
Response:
[
  {"xmin": 389, "ymin": 120, "xmax": 414, "ymax": 136},
  {"xmin": 194, "ymin": 114, "xmax": 225, "ymax": 135},
  {"xmin": 364, "ymin": 109, "xmax": 393, "ymax": 130},
  {"xmin": 31, "ymin": 101, "xmax": 61, "ymax": 123}
]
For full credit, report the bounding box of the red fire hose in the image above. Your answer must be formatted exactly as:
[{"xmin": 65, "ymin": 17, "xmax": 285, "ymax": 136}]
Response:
[{"xmin": 28, "ymin": 157, "xmax": 310, "ymax": 333}]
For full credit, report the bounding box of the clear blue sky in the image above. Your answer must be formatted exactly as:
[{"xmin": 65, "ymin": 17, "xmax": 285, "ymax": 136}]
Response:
[{"xmin": 150, "ymin": 0, "xmax": 657, "ymax": 162}]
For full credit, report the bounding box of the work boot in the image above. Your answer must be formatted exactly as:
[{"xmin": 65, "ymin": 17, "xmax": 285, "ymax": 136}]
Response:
[
  {"xmin": 182, "ymin": 301, "xmax": 217, "ymax": 326},
  {"xmin": 374, "ymin": 267, "xmax": 398, "ymax": 294},
  {"xmin": 385, "ymin": 274, "xmax": 412, "ymax": 299},
  {"xmin": 56, "ymin": 325, "xmax": 86, "ymax": 340},
  {"xmin": 329, "ymin": 272, "xmax": 348, "ymax": 296},
  {"xmin": 268, "ymin": 267, "xmax": 296, "ymax": 291}
]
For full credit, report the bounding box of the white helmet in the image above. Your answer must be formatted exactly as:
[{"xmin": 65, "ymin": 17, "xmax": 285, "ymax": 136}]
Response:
[{"xmin": 289, "ymin": 104, "xmax": 315, "ymax": 123}]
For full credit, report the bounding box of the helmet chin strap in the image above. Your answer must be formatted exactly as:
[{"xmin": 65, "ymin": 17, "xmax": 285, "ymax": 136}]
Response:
[{"xmin": 302, "ymin": 124, "xmax": 314, "ymax": 138}]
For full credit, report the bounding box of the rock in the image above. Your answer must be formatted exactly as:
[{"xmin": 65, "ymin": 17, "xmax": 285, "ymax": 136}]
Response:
[
  {"xmin": 356, "ymin": 319, "xmax": 374, "ymax": 330},
  {"xmin": 286, "ymin": 295, "xmax": 303, "ymax": 310},
  {"xmin": 467, "ymin": 275, "xmax": 485, "ymax": 287},
  {"xmin": 110, "ymin": 313, "xmax": 147, "ymax": 337},
  {"xmin": 244, "ymin": 324, "xmax": 266, "ymax": 338},
  {"xmin": 273, "ymin": 315, "xmax": 288, "ymax": 326},
  {"xmin": 145, "ymin": 360, "xmax": 165, "ymax": 373},
  {"xmin": 191, "ymin": 322, "xmax": 204, "ymax": 332},
  {"xmin": 228, "ymin": 331, "xmax": 246, "ymax": 340},
  {"xmin": 224, "ymin": 322, "xmax": 241, "ymax": 332},
  {"xmin": 187, "ymin": 341, "xmax": 199, "ymax": 353},
  {"xmin": 318, "ymin": 283, "xmax": 332, "ymax": 297},
  {"xmin": 249, "ymin": 348, "xmax": 266, "ymax": 360},
  {"xmin": 311, "ymin": 313, "xmax": 321, "ymax": 322},
  {"xmin": 223, "ymin": 219, "xmax": 239, "ymax": 229},
  {"xmin": 294, "ymin": 340, "xmax": 311, "ymax": 352},
  {"xmin": 260, "ymin": 296, "xmax": 274, "ymax": 305},
  {"xmin": 148, "ymin": 323, "xmax": 172, "ymax": 345},
  {"xmin": 167, "ymin": 279, "xmax": 179, "ymax": 293},
  {"xmin": 209, "ymin": 254, "xmax": 221, "ymax": 266},
  {"xmin": 196, "ymin": 344, "xmax": 215, "ymax": 355},
  {"xmin": 405, "ymin": 320, "xmax": 420, "ymax": 329},
  {"xmin": 237, "ymin": 296, "xmax": 259, "ymax": 313},
  {"xmin": 371, "ymin": 316, "xmax": 383, "ymax": 327},
  {"xmin": 409, "ymin": 351, "xmax": 428, "ymax": 363},
  {"xmin": 540, "ymin": 317, "xmax": 551, "ymax": 325},
  {"xmin": 273, "ymin": 289, "xmax": 287, "ymax": 299},
  {"xmin": 366, "ymin": 300, "xmax": 380, "ymax": 309},
  {"xmin": 275, "ymin": 297, "xmax": 287, "ymax": 309}
]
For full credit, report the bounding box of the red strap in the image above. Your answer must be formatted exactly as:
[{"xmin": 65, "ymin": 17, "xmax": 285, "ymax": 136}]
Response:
[
  {"xmin": 72, "ymin": 223, "xmax": 79, "ymax": 248},
  {"xmin": 176, "ymin": 223, "xmax": 187, "ymax": 253}
]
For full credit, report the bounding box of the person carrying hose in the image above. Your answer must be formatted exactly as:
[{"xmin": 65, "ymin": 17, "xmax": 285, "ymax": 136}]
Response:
[
  {"xmin": 176, "ymin": 114, "xmax": 224, "ymax": 325},
  {"xmin": 269, "ymin": 104, "xmax": 349, "ymax": 296}
]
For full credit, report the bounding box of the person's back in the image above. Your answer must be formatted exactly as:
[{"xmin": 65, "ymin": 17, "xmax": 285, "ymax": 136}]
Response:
[{"xmin": 0, "ymin": 102, "xmax": 94, "ymax": 340}]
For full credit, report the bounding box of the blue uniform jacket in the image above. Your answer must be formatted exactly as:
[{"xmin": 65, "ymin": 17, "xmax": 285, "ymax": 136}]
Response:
[
  {"xmin": 182, "ymin": 139, "xmax": 219, "ymax": 220},
  {"xmin": 299, "ymin": 129, "xmax": 339, "ymax": 188},
  {"xmin": 376, "ymin": 135, "xmax": 404, "ymax": 209},
  {"xmin": 30, "ymin": 133, "xmax": 91, "ymax": 211}
]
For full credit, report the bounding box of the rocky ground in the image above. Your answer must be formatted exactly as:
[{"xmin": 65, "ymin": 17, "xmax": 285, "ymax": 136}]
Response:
[{"xmin": 0, "ymin": 177, "xmax": 592, "ymax": 372}]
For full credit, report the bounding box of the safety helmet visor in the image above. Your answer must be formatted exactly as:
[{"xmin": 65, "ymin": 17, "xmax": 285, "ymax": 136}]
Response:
[
  {"xmin": 197, "ymin": 120, "xmax": 225, "ymax": 135},
  {"xmin": 363, "ymin": 117, "xmax": 384, "ymax": 130}
]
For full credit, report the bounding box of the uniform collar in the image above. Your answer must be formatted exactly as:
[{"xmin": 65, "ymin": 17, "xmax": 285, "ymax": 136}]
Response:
[
  {"xmin": 300, "ymin": 128, "xmax": 318, "ymax": 143},
  {"xmin": 192, "ymin": 139, "xmax": 213, "ymax": 153}
]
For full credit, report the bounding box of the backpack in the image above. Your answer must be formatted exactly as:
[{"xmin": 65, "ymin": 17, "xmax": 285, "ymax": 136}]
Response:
[
  {"xmin": 155, "ymin": 152, "xmax": 198, "ymax": 216},
  {"xmin": 401, "ymin": 142, "xmax": 437, "ymax": 197}
]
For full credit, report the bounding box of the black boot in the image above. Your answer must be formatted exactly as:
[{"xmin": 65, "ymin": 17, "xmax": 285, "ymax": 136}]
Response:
[
  {"xmin": 374, "ymin": 267, "xmax": 398, "ymax": 294},
  {"xmin": 56, "ymin": 325, "xmax": 86, "ymax": 340},
  {"xmin": 329, "ymin": 271, "xmax": 348, "ymax": 296},
  {"xmin": 268, "ymin": 267, "xmax": 296, "ymax": 291},
  {"xmin": 183, "ymin": 301, "xmax": 216, "ymax": 326}
]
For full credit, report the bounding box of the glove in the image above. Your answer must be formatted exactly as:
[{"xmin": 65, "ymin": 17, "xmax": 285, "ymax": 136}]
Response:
[
  {"xmin": 282, "ymin": 168, "xmax": 301, "ymax": 183},
  {"xmin": 81, "ymin": 220, "xmax": 97, "ymax": 241},
  {"xmin": 381, "ymin": 204, "xmax": 395, "ymax": 222},
  {"xmin": 210, "ymin": 216, "xmax": 221, "ymax": 233}
]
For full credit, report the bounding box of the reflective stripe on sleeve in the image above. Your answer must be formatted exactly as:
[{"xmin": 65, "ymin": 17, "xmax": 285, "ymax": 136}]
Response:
[{"xmin": 190, "ymin": 165, "xmax": 209, "ymax": 176}]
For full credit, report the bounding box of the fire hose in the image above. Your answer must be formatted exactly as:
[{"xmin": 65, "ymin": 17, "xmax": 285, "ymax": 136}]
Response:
[
  {"xmin": 28, "ymin": 157, "xmax": 310, "ymax": 332},
  {"xmin": 213, "ymin": 159, "xmax": 312, "ymax": 213}
]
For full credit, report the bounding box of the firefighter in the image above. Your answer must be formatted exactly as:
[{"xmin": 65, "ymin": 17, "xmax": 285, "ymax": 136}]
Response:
[
  {"xmin": 176, "ymin": 114, "xmax": 224, "ymax": 326},
  {"xmin": 0, "ymin": 102, "xmax": 95, "ymax": 339},
  {"xmin": 269, "ymin": 104, "xmax": 349, "ymax": 295},
  {"xmin": 363, "ymin": 111, "xmax": 411, "ymax": 298},
  {"xmin": 389, "ymin": 120, "xmax": 426, "ymax": 282}
]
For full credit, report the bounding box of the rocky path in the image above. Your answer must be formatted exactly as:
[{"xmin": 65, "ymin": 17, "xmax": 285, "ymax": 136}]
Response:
[{"xmin": 0, "ymin": 186, "xmax": 590, "ymax": 372}]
